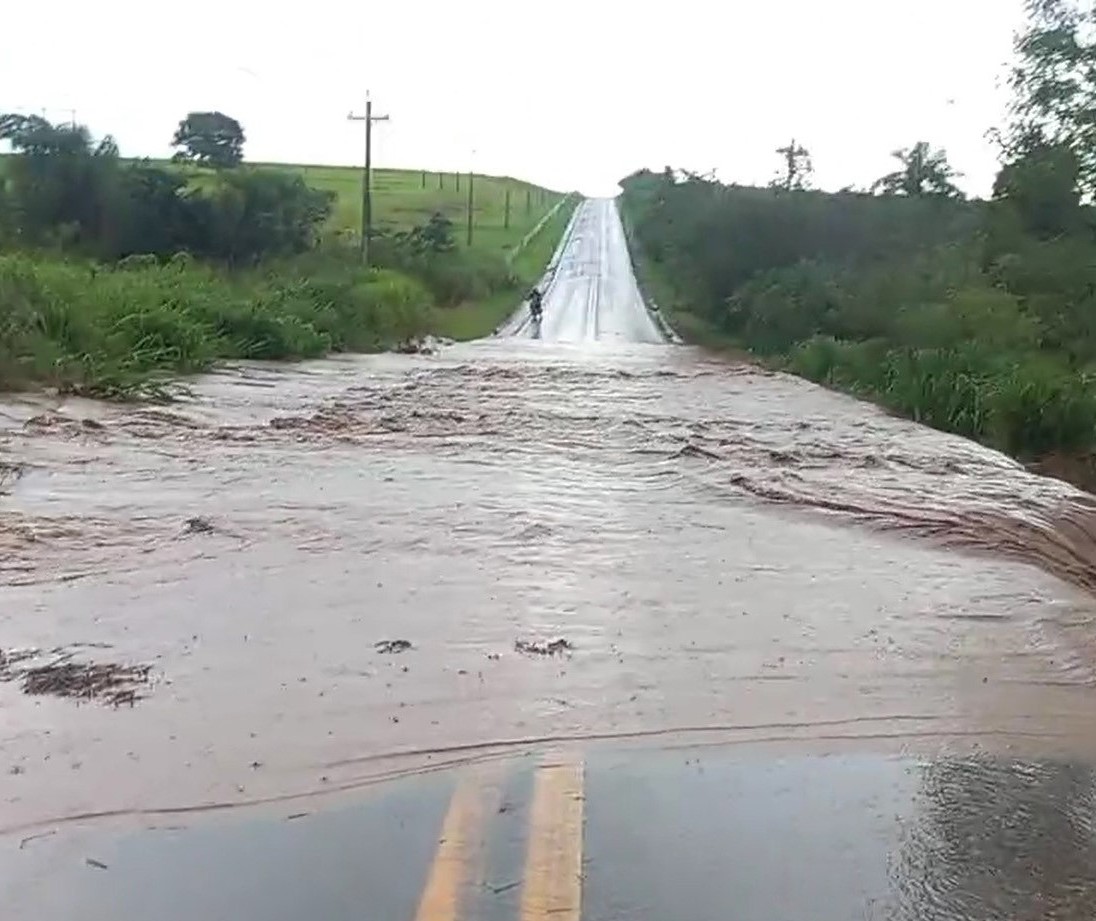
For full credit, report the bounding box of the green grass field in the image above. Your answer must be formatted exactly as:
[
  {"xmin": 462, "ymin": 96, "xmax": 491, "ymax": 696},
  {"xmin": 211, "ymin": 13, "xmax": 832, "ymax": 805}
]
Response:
[
  {"xmin": 240, "ymin": 163, "xmax": 576, "ymax": 339},
  {"xmin": 235, "ymin": 163, "xmax": 566, "ymax": 256}
]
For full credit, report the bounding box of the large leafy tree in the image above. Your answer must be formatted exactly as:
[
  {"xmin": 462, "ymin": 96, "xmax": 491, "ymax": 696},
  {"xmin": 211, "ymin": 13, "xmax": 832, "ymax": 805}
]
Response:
[
  {"xmin": 1007, "ymin": 0, "xmax": 1096, "ymax": 196},
  {"xmin": 0, "ymin": 114, "xmax": 120, "ymax": 245},
  {"xmin": 874, "ymin": 142, "xmax": 963, "ymax": 198},
  {"xmin": 172, "ymin": 111, "xmax": 245, "ymax": 168}
]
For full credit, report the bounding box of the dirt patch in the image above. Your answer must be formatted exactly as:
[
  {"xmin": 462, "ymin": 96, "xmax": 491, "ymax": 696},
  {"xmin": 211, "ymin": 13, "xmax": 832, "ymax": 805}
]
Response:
[{"xmin": 0, "ymin": 645, "xmax": 153, "ymax": 706}]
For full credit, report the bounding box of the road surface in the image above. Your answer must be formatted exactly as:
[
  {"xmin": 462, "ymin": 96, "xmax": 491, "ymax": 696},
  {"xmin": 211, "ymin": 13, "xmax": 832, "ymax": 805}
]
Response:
[
  {"xmin": 4, "ymin": 197, "xmax": 1096, "ymax": 918},
  {"xmin": 9, "ymin": 747, "xmax": 1096, "ymax": 920},
  {"xmin": 498, "ymin": 198, "xmax": 665, "ymax": 343}
]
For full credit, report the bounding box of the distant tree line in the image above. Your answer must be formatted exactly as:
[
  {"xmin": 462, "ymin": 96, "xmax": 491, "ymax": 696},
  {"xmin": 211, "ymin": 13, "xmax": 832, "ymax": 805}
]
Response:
[
  {"xmin": 620, "ymin": 0, "xmax": 1096, "ymax": 461},
  {"xmin": 0, "ymin": 111, "xmax": 332, "ymax": 263}
]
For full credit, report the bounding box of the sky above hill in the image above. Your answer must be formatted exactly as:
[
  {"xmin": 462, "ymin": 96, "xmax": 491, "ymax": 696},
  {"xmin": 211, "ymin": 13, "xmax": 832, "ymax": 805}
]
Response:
[{"xmin": 3, "ymin": 0, "xmax": 1026, "ymax": 196}]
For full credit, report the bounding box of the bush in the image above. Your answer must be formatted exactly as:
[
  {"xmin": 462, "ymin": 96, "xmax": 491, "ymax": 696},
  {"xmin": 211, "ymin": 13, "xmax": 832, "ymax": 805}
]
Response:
[{"xmin": 374, "ymin": 216, "xmax": 515, "ymax": 307}]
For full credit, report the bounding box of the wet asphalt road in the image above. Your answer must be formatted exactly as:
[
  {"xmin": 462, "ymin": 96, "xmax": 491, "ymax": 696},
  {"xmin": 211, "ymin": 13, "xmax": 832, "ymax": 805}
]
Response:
[
  {"xmin": 498, "ymin": 198, "xmax": 665, "ymax": 344},
  {"xmin": 6, "ymin": 197, "xmax": 1096, "ymax": 918},
  {"xmin": 10, "ymin": 746, "xmax": 1096, "ymax": 920}
]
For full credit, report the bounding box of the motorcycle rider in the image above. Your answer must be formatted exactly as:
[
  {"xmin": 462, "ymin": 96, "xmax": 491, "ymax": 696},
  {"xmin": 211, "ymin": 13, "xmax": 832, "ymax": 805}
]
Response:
[{"xmin": 528, "ymin": 287, "xmax": 544, "ymax": 322}]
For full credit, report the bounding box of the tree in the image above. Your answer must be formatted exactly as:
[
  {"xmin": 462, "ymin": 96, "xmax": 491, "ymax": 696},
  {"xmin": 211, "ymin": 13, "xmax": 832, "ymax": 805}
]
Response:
[
  {"xmin": 772, "ymin": 139, "xmax": 812, "ymax": 191},
  {"xmin": 0, "ymin": 113, "xmax": 333, "ymax": 262},
  {"xmin": 873, "ymin": 142, "xmax": 964, "ymax": 198},
  {"xmin": 0, "ymin": 113, "xmax": 122, "ymax": 247},
  {"xmin": 992, "ymin": 134, "xmax": 1081, "ymax": 238},
  {"xmin": 172, "ymin": 112, "xmax": 245, "ymax": 168},
  {"xmin": 1007, "ymin": 0, "xmax": 1096, "ymax": 195}
]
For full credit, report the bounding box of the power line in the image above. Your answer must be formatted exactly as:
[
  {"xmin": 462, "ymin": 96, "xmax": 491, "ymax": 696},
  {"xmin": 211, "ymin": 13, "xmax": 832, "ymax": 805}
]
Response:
[{"xmin": 347, "ymin": 93, "xmax": 389, "ymax": 267}]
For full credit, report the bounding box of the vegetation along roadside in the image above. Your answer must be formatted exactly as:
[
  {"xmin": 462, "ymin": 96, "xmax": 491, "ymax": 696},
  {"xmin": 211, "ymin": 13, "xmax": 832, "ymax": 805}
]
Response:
[
  {"xmin": 620, "ymin": 1, "xmax": 1096, "ymax": 492},
  {"xmin": 0, "ymin": 110, "xmax": 571, "ymax": 398}
]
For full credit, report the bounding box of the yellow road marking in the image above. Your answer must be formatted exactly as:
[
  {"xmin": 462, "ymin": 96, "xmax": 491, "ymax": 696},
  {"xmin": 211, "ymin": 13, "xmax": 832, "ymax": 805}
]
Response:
[
  {"xmin": 520, "ymin": 756, "xmax": 585, "ymax": 921},
  {"xmin": 413, "ymin": 766, "xmax": 500, "ymax": 921}
]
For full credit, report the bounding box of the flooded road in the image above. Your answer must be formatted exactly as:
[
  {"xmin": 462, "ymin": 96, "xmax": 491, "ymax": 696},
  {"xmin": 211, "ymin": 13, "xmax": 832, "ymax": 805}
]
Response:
[
  {"xmin": 10, "ymin": 749, "xmax": 1096, "ymax": 920},
  {"xmin": 5, "ymin": 198, "xmax": 1096, "ymax": 916}
]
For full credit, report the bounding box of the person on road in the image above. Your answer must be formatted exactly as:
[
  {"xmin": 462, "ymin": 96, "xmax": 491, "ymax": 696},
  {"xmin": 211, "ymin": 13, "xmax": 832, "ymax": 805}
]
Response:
[{"xmin": 528, "ymin": 287, "xmax": 544, "ymax": 323}]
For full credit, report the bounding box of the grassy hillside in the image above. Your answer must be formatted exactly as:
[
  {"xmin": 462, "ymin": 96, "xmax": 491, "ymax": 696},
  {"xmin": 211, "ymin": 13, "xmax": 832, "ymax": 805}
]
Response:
[{"xmin": 254, "ymin": 164, "xmax": 562, "ymax": 251}]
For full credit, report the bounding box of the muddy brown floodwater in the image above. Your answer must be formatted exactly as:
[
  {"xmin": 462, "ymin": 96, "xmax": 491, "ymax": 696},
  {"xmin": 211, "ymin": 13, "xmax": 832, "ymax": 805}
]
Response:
[{"xmin": 4, "ymin": 199, "xmax": 1096, "ymax": 844}]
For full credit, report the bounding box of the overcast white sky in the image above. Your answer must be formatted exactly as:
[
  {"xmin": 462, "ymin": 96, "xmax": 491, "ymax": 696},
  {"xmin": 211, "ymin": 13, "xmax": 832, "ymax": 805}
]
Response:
[{"xmin": 3, "ymin": 0, "xmax": 1025, "ymax": 196}]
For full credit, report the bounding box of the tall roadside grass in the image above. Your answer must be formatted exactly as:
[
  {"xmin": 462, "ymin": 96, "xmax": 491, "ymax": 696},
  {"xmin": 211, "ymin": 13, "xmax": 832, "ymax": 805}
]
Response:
[
  {"xmin": 788, "ymin": 336, "xmax": 1096, "ymax": 456},
  {"xmin": 0, "ymin": 253, "xmax": 432, "ymax": 398},
  {"xmin": 736, "ymin": 259, "xmax": 1096, "ymax": 461}
]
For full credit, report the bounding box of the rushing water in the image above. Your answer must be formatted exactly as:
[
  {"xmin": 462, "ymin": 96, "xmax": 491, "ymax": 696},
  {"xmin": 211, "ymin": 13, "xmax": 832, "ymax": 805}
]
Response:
[{"xmin": 2, "ymin": 200, "xmax": 1096, "ymax": 843}]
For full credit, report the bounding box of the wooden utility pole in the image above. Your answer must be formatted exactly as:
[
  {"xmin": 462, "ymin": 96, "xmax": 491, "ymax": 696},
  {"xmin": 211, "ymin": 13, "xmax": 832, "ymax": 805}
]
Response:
[
  {"xmin": 466, "ymin": 169, "xmax": 475, "ymax": 246},
  {"xmin": 421, "ymin": 170, "xmax": 426, "ymax": 189},
  {"xmin": 525, "ymin": 187, "xmax": 532, "ymax": 215},
  {"xmin": 504, "ymin": 187, "xmax": 511, "ymax": 230},
  {"xmin": 347, "ymin": 94, "xmax": 389, "ymax": 267}
]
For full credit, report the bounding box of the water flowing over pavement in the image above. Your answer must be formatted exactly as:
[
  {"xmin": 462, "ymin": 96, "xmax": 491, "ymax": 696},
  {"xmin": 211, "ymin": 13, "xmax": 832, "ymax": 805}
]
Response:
[{"xmin": 7, "ymin": 198, "xmax": 1096, "ymax": 917}]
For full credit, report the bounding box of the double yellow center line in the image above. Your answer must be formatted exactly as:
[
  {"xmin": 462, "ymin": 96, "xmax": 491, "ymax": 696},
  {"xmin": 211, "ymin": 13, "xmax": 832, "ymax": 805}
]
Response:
[
  {"xmin": 520, "ymin": 758, "xmax": 585, "ymax": 921},
  {"xmin": 413, "ymin": 754, "xmax": 586, "ymax": 921}
]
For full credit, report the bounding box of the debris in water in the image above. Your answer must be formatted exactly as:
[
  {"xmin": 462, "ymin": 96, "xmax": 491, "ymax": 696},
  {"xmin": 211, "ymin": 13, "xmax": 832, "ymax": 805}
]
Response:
[
  {"xmin": 85, "ymin": 858, "xmax": 109, "ymax": 870},
  {"xmin": 374, "ymin": 639, "xmax": 413, "ymax": 654},
  {"xmin": 0, "ymin": 462, "xmax": 24, "ymax": 494},
  {"xmin": 514, "ymin": 638, "xmax": 574, "ymax": 657},
  {"xmin": 1, "ymin": 646, "xmax": 152, "ymax": 706},
  {"xmin": 184, "ymin": 516, "xmax": 215, "ymax": 535},
  {"xmin": 22, "ymin": 661, "xmax": 152, "ymax": 707},
  {"xmin": 0, "ymin": 647, "xmax": 41, "ymax": 680},
  {"xmin": 393, "ymin": 337, "xmax": 437, "ymax": 356},
  {"xmin": 19, "ymin": 830, "xmax": 56, "ymax": 850}
]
